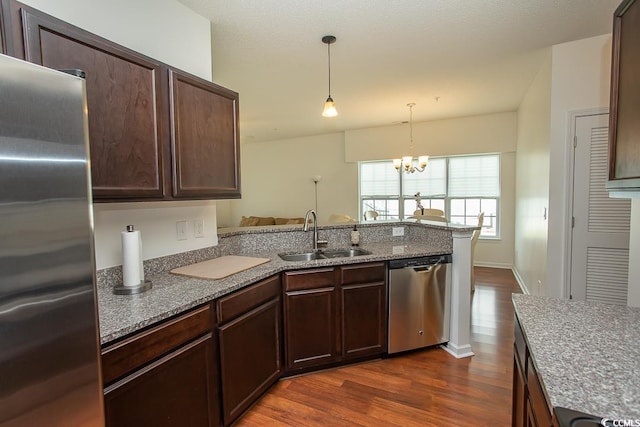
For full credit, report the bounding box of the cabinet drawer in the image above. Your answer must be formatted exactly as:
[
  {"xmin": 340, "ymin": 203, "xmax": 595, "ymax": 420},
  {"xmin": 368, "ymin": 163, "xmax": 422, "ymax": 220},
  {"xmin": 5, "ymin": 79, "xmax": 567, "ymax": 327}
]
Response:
[
  {"xmin": 102, "ymin": 304, "xmax": 211, "ymax": 385},
  {"xmin": 217, "ymin": 275, "xmax": 280, "ymax": 324},
  {"xmin": 104, "ymin": 334, "xmax": 217, "ymax": 427},
  {"xmin": 284, "ymin": 268, "xmax": 335, "ymax": 291},
  {"xmin": 340, "ymin": 262, "xmax": 386, "ymax": 285},
  {"xmin": 527, "ymin": 357, "xmax": 553, "ymax": 427}
]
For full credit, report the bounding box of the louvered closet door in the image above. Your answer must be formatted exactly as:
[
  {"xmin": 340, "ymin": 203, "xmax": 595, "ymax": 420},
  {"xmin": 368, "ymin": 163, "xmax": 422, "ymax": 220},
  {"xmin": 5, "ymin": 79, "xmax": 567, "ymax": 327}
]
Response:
[{"xmin": 570, "ymin": 113, "xmax": 631, "ymax": 304}]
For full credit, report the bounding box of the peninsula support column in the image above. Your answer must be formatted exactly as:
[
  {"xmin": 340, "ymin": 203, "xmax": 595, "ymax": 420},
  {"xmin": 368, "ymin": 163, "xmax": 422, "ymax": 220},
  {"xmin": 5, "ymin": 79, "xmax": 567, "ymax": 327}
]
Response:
[{"xmin": 443, "ymin": 229, "xmax": 474, "ymax": 358}]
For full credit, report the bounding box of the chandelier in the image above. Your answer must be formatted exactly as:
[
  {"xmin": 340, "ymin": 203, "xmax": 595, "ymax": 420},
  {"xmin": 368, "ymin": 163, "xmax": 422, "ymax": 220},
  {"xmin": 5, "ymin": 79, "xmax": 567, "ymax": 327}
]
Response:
[{"xmin": 393, "ymin": 103, "xmax": 428, "ymax": 173}]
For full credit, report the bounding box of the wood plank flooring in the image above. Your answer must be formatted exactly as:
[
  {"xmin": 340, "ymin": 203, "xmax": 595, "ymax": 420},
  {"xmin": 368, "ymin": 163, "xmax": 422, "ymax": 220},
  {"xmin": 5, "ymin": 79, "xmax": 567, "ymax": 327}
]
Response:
[{"xmin": 236, "ymin": 267, "xmax": 522, "ymax": 427}]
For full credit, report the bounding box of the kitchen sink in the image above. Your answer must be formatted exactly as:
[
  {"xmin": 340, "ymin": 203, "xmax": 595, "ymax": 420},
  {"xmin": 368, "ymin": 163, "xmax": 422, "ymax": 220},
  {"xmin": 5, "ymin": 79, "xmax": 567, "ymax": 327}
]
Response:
[
  {"xmin": 278, "ymin": 248, "xmax": 371, "ymax": 262},
  {"xmin": 321, "ymin": 248, "xmax": 371, "ymax": 258}
]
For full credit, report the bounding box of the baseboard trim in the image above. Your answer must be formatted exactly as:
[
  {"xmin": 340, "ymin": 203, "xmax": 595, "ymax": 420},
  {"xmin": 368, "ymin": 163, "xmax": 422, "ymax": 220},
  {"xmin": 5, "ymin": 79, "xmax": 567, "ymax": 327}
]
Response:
[
  {"xmin": 441, "ymin": 343, "xmax": 474, "ymax": 359},
  {"xmin": 511, "ymin": 266, "xmax": 529, "ymax": 294},
  {"xmin": 474, "ymin": 262, "xmax": 513, "ymax": 269}
]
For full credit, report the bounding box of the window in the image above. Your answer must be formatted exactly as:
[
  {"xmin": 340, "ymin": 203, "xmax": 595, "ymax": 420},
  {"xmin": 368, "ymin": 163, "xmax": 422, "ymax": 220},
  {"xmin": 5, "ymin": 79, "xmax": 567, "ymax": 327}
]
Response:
[{"xmin": 359, "ymin": 154, "xmax": 500, "ymax": 237}]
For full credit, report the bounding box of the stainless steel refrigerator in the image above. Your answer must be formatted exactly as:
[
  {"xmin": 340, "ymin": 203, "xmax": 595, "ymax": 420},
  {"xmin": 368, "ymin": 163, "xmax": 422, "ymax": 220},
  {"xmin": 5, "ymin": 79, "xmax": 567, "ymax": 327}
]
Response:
[{"xmin": 0, "ymin": 54, "xmax": 104, "ymax": 425}]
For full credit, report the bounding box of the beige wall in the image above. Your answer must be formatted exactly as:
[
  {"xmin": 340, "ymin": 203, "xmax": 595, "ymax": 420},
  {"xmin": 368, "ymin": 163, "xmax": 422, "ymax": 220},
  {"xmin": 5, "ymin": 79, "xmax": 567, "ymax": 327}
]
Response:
[
  {"xmin": 227, "ymin": 133, "xmax": 358, "ymax": 227},
  {"xmin": 345, "ymin": 112, "xmax": 517, "ymax": 161},
  {"xmin": 514, "ymin": 50, "xmax": 552, "ymax": 296},
  {"xmin": 546, "ymin": 34, "xmax": 613, "ymax": 298},
  {"xmin": 20, "ymin": 0, "xmax": 218, "ymax": 269},
  {"xmin": 235, "ymin": 112, "xmax": 517, "ymax": 268},
  {"xmin": 475, "ymin": 152, "xmax": 516, "ymax": 269}
]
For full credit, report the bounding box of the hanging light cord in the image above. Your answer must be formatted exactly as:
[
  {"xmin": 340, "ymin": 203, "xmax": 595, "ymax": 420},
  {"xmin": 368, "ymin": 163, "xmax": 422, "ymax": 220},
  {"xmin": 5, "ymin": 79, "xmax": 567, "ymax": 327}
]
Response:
[
  {"xmin": 408, "ymin": 103, "xmax": 415, "ymax": 153},
  {"xmin": 327, "ymin": 42, "xmax": 332, "ymax": 97}
]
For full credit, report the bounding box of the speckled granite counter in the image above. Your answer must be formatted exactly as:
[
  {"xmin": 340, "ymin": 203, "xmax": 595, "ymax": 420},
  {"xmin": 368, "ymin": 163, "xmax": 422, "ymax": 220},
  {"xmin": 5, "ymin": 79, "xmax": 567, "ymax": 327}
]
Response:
[
  {"xmin": 512, "ymin": 294, "xmax": 640, "ymax": 419},
  {"xmin": 98, "ymin": 221, "xmax": 473, "ymax": 345}
]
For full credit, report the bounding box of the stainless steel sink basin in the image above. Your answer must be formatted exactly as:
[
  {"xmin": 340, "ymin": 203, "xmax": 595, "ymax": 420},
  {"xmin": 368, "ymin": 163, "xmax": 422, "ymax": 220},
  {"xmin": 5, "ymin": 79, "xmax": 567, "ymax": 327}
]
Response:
[
  {"xmin": 321, "ymin": 248, "xmax": 371, "ymax": 258},
  {"xmin": 278, "ymin": 251, "xmax": 324, "ymax": 262},
  {"xmin": 278, "ymin": 248, "xmax": 371, "ymax": 262}
]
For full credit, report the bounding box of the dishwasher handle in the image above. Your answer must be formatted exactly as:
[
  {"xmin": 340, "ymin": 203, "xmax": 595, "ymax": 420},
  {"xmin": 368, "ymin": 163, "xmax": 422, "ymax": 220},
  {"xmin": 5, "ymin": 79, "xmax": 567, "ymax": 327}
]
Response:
[{"xmin": 413, "ymin": 265, "xmax": 435, "ymax": 272}]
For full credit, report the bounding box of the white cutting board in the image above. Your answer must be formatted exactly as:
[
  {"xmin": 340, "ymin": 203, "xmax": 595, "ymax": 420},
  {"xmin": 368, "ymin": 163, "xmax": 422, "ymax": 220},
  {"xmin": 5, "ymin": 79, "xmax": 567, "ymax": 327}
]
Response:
[{"xmin": 170, "ymin": 255, "xmax": 271, "ymax": 280}]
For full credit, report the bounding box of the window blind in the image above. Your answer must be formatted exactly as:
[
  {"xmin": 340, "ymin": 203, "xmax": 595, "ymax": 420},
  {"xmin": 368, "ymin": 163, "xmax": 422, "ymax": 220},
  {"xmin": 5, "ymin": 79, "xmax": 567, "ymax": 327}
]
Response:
[
  {"xmin": 403, "ymin": 158, "xmax": 446, "ymax": 197},
  {"xmin": 448, "ymin": 155, "xmax": 500, "ymax": 197},
  {"xmin": 360, "ymin": 162, "xmax": 400, "ymax": 196}
]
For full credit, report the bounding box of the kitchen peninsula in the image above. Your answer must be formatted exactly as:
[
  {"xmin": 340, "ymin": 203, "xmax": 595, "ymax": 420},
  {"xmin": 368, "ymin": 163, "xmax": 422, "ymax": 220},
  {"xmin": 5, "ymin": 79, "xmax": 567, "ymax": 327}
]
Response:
[{"xmin": 96, "ymin": 220, "xmax": 476, "ymax": 426}]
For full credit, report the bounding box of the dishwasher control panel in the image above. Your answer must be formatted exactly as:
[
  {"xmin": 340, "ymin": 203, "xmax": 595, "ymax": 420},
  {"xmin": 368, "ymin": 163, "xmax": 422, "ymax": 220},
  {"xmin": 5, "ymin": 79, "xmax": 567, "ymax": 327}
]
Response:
[{"xmin": 388, "ymin": 254, "xmax": 452, "ymax": 269}]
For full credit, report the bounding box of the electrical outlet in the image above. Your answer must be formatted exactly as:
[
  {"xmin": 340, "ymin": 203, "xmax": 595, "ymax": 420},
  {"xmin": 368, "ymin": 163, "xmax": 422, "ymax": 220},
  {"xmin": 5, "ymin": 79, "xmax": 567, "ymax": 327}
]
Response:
[
  {"xmin": 194, "ymin": 219, "xmax": 204, "ymax": 238},
  {"xmin": 392, "ymin": 227, "xmax": 405, "ymax": 237},
  {"xmin": 176, "ymin": 220, "xmax": 188, "ymax": 241}
]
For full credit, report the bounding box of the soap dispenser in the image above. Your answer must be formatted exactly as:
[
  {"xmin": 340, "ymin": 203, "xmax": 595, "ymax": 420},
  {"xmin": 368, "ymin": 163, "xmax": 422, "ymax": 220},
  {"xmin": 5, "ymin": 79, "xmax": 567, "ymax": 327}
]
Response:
[{"xmin": 350, "ymin": 225, "xmax": 360, "ymax": 246}]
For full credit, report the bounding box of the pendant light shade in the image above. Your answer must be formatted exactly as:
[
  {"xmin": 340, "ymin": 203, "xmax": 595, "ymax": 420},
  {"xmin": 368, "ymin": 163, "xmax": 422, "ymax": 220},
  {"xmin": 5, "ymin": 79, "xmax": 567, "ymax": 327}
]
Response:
[
  {"xmin": 322, "ymin": 96, "xmax": 338, "ymax": 117},
  {"xmin": 321, "ymin": 35, "xmax": 338, "ymax": 117}
]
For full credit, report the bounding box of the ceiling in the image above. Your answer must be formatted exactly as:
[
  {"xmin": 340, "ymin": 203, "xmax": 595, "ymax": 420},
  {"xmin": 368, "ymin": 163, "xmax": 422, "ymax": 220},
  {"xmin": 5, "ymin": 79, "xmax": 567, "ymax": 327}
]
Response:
[{"xmin": 177, "ymin": 0, "xmax": 619, "ymax": 143}]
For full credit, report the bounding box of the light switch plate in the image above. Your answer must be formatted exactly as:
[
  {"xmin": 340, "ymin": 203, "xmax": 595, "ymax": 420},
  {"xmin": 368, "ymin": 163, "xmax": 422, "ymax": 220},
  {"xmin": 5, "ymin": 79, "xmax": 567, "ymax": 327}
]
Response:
[
  {"xmin": 176, "ymin": 220, "xmax": 188, "ymax": 240},
  {"xmin": 392, "ymin": 227, "xmax": 405, "ymax": 237},
  {"xmin": 194, "ymin": 219, "xmax": 204, "ymax": 238}
]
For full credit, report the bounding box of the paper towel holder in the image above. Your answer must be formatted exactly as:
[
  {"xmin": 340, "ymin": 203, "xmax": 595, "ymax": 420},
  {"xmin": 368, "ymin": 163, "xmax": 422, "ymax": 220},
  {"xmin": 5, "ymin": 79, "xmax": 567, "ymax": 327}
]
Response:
[
  {"xmin": 113, "ymin": 280, "xmax": 152, "ymax": 295},
  {"xmin": 113, "ymin": 224, "xmax": 152, "ymax": 295}
]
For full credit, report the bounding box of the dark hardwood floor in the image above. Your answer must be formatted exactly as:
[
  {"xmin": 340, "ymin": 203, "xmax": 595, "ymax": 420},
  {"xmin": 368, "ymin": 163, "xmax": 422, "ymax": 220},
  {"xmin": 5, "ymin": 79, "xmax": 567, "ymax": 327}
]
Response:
[{"xmin": 236, "ymin": 267, "xmax": 522, "ymax": 427}]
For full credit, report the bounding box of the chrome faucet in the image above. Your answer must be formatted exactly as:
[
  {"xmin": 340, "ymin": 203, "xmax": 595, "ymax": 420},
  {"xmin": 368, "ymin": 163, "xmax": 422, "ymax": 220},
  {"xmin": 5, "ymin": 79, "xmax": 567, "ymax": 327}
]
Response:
[{"xmin": 303, "ymin": 209, "xmax": 327, "ymax": 251}]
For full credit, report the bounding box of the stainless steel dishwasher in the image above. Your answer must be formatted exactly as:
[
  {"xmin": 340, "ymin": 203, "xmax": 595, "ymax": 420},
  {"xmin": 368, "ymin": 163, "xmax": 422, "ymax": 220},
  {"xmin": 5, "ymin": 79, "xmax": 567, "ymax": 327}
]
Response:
[{"xmin": 388, "ymin": 254, "xmax": 452, "ymax": 354}]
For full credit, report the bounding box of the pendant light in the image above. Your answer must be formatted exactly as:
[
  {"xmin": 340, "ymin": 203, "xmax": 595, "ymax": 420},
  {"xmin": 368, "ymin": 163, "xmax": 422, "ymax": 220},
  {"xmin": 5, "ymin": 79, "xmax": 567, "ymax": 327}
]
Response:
[
  {"xmin": 393, "ymin": 103, "xmax": 429, "ymax": 173},
  {"xmin": 321, "ymin": 35, "xmax": 338, "ymax": 117}
]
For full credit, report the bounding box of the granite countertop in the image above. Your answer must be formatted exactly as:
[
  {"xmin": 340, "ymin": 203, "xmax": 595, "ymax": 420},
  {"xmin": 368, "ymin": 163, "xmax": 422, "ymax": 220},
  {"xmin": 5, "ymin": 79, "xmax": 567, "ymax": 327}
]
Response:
[
  {"xmin": 98, "ymin": 241, "xmax": 451, "ymax": 345},
  {"xmin": 512, "ymin": 294, "xmax": 640, "ymax": 420}
]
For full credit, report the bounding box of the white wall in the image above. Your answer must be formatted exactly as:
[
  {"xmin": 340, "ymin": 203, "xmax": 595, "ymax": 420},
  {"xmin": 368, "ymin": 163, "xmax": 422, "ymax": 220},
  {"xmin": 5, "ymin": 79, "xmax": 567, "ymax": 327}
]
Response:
[
  {"xmin": 19, "ymin": 0, "xmax": 219, "ymax": 269},
  {"xmin": 227, "ymin": 133, "xmax": 358, "ymax": 227},
  {"xmin": 94, "ymin": 202, "xmax": 218, "ymax": 268},
  {"xmin": 515, "ymin": 50, "xmax": 552, "ymax": 295},
  {"xmin": 546, "ymin": 34, "xmax": 612, "ymax": 298}
]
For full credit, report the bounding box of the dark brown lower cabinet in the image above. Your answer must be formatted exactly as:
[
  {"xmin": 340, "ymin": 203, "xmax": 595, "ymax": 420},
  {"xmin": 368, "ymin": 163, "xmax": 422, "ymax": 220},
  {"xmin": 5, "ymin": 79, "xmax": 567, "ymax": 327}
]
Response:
[
  {"xmin": 216, "ymin": 275, "xmax": 282, "ymax": 426},
  {"xmin": 283, "ymin": 262, "xmax": 387, "ymax": 374},
  {"xmin": 284, "ymin": 286, "xmax": 339, "ymax": 370},
  {"xmin": 512, "ymin": 316, "xmax": 553, "ymax": 427},
  {"xmin": 512, "ymin": 347, "xmax": 526, "ymax": 427},
  {"xmin": 101, "ymin": 304, "xmax": 220, "ymax": 427},
  {"xmin": 104, "ymin": 334, "xmax": 218, "ymax": 427},
  {"xmin": 340, "ymin": 264, "xmax": 387, "ymax": 360}
]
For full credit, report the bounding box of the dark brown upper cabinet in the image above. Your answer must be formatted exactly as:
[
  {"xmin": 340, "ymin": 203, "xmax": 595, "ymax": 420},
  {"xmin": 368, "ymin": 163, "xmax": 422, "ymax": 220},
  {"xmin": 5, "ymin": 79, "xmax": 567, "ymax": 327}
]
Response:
[
  {"xmin": 0, "ymin": 0, "xmax": 241, "ymax": 201},
  {"xmin": 170, "ymin": 70, "xmax": 240, "ymax": 199},
  {"xmin": 608, "ymin": 0, "xmax": 640, "ymax": 193}
]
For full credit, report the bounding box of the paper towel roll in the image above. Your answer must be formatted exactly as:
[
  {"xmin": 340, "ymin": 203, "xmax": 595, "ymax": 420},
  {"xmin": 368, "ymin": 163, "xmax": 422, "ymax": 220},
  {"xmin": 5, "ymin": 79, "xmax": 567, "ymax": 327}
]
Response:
[{"xmin": 122, "ymin": 225, "xmax": 142, "ymax": 287}]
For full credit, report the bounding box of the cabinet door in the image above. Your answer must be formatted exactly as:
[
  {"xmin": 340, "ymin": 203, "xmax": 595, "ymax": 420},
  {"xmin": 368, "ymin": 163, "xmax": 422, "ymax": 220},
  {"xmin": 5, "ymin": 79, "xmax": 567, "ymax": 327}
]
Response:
[
  {"xmin": 169, "ymin": 69, "xmax": 240, "ymax": 199},
  {"xmin": 608, "ymin": 0, "xmax": 640, "ymax": 191},
  {"xmin": 218, "ymin": 298, "xmax": 282, "ymax": 426},
  {"xmin": 284, "ymin": 286, "xmax": 338, "ymax": 371},
  {"xmin": 512, "ymin": 353, "xmax": 526, "ymax": 427},
  {"xmin": 104, "ymin": 334, "xmax": 219, "ymax": 427},
  {"xmin": 341, "ymin": 281, "xmax": 386, "ymax": 360},
  {"xmin": 19, "ymin": 7, "xmax": 166, "ymax": 200}
]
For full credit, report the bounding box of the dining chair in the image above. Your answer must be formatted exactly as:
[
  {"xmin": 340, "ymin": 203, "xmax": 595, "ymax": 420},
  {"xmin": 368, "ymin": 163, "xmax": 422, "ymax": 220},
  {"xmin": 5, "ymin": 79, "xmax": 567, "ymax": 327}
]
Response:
[
  {"xmin": 470, "ymin": 212, "xmax": 485, "ymax": 292},
  {"xmin": 364, "ymin": 210, "xmax": 378, "ymax": 220}
]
